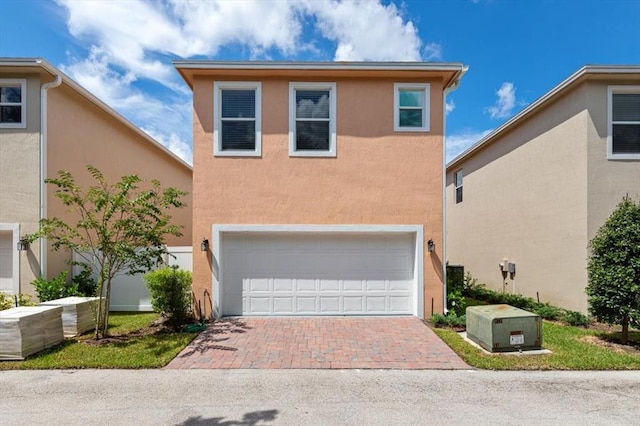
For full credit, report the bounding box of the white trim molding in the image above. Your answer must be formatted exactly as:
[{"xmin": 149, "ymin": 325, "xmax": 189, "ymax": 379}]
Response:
[
  {"xmin": 607, "ymin": 85, "xmax": 640, "ymax": 161},
  {"xmin": 211, "ymin": 224, "xmax": 425, "ymax": 319},
  {"xmin": 0, "ymin": 79, "xmax": 27, "ymax": 128},
  {"xmin": 213, "ymin": 81, "xmax": 262, "ymax": 157},
  {"xmin": 394, "ymin": 83, "xmax": 430, "ymax": 132},
  {"xmin": 0, "ymin": 223, "xmax": 20, "ymax": 294},
  {"xmin": 289, "ymin": 82, "xmax": 337, "ymax": 157}
]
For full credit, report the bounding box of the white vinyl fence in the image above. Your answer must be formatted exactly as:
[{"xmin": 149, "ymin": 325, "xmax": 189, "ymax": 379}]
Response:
[{"xmin": 72, "ymin": 246, "xmax": 193, "ymax": 312}]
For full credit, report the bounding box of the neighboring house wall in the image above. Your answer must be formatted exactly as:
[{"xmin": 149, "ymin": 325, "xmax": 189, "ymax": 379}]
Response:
[
  {"xmin": 46, "ymin": 82, "xmax": 193, "ymax": 281},
  {"xmin": 447, "ymin": 84, "xmax": 590, "ymax": 312},
  {"xmin": 585, "ymin": 80, "xmax": 640, "ymax": 242},
  {"xmin": 190, "ymin": 72, "xmax": 449, "ymax": 318},
  {"xmin": 447, "ymin": 68, "xmax": 640, "ymax": 314},
  {"xmin": 0, "ymin": 73, "xmax": 43, "ymax": 292}
]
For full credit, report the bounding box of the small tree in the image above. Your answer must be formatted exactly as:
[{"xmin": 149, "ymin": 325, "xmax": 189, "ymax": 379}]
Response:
[
  {"xmin": 35, "ymin": 166, "xmax": 186, "ymax": 339},
  {"xmin": 586, "ymin": 196, "xmax": 640, "ymax": 344}
]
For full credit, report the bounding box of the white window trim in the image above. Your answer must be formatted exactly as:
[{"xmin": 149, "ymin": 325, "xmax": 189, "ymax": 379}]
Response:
[
  {"xmin": 607, "ymin": 85, "xmax": 640, "ymax": 160},
  {"xmin": 0, "ymin": 79, "xmax": 27, "ymax": 129},
  {"xmin": 394, "ymin": 83, "xmax": 430, "ymax": 132},
  {"xmin": 0, "ymin": 223, "xmax": 20, "ymax": 295},
  {"xmin": 289, "ymin": 82, "xmax": 337, "ymax": 158},
  {"xmin": 213, "ymin": 81, "xmax": 262, "ymax": 157}
]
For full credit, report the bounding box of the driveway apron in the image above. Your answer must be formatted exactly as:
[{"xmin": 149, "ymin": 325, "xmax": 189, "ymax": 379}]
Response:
[{"xmin": 165, "ymin": 317, "xmax": 469, "ymax": 369}]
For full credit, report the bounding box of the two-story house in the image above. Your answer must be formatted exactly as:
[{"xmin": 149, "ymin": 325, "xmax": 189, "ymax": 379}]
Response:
[
  {"xmin": 0, "ymin": 58, "xmax": 192, "ymax": 298},
  {"xmin": 174, "ymin": 61, "xmax": 466, "ymax": 318},
  {"xmin": 446, "ymin": 65, "xmax": 640, "ymax": 313}
]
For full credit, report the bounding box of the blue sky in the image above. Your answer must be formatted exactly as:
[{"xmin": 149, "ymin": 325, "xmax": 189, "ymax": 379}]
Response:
[{"xmin": 1, "ymin": 0, "xmax": 639, "ymax": 164}]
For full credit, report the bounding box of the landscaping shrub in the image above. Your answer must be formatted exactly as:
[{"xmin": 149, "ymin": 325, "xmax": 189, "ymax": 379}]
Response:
[
  {"xmin": 447, "ymin": 289, "xmax": 466, "ymax": 316},
  {"xmin": 143, "ymin": 266, "xmax": 192, "ymax": 328},
  {"xmin": 430, "ymin": 312, "xmax": 466, "ymax": 328},
  {"xmin": 0, "ymin": 293, "xmax": 13, "ymax": 311},
  {"xmin": 32, "ymin": 271, "xmax": 79, "ymax": 302},
  {"xmin": 533, "ymin": 303, "xmax": 564, "ymax": 320},
  {"xmin": 563, "ymin": 310, "xmax": 590, "ymax": 327},
  {"xmin": 72, "ymin": 266, "xmax": 97, "ymax": 297}
]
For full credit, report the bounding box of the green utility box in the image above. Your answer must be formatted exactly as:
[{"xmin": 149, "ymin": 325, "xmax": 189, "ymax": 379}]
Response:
[{"xmin": 466, "ymin": 304, "xmax": 542, "ymax": 352}]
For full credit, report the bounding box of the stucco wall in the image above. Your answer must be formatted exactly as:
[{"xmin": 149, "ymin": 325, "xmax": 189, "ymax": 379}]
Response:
[
  {"xmin": 192, "ymin": 76, "xmax": 446, "ymax": 318},
  {"xmin": 45, "ymin": 83, "xmax": 193, "ymax": 281},
  {"xmin": 446, "ymin": 84, "xmax": 590, "ymax": 312},
  {"xmin": 0, "ymin": 74, "xmax": 43, "ymax": 294},
  {"xmin": 585, "ymin": 80, "xmax": 640, "ymax": 241}
]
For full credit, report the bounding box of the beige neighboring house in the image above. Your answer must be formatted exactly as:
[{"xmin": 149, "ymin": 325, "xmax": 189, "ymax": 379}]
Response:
[
  {"xmin": 174, "ymin": 61, "xmax": 467, "ymax": 319},
  {"xmin": 446, "ymin": 65, "xmax": 640, "ymax": 313},
  {"xmin": 0, "ymin": 58, "xmax": 192, "ymax": 298}
]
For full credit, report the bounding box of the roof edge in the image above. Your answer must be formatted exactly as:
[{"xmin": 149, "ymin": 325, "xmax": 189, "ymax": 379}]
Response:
[
  {"xmin": 1, "ymin": 57, "xmax": 192, "ymax": 171},
  {"xmin": 446, "ymin": 64, "xmax": 640, "ymax": 169},
  {"xmin": 173, "ymin": 60, "xmax": 466, "ymax": 72}
]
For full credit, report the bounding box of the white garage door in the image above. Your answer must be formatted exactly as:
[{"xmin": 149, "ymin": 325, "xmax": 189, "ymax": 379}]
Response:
[{"xmin": 220, "ymin": 232, "xmax": 416, "ymax": 316}]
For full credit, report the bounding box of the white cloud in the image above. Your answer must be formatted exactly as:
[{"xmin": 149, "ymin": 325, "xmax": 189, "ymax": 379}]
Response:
[
  {"xmin": 446, "ymin": 99, "xmax": 455, "ymax": 115},
  {"xmin": 141, "ymin": 128, "xmax": 192, "ymax": 165},
  {"xmin": 423, "ymin": 42, "xmax": 443, "ymax": 61},
  {"xmin": 446, "ymin": 129, "xmax": 492, "ymax": 162},
  {"xmin": 486, "ymin": 82, "xmax": 517, "ymax": 119}
]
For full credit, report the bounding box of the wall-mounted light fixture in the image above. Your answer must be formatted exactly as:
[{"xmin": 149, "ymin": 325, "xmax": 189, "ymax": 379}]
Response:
[
  {"xmin": 427, "ymin": 239, "xmax": 435, "ymax": 253},
  {"xmin": 200, "ymin": 238, "xmax": 209, "ymax": 252},
  {"xmin": 17, "ymin": 236, "xmax": 30, "ymax": 252}
]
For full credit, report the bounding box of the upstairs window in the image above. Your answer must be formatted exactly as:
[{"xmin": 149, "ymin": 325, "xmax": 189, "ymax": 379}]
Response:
[
  {"xmin": 608, "ymin": 86, "xmax": 640, "ymax": 160},
  {"xmin": 454, "ymin": 169, "xmax": 463, "ymax": 204},
  {"xmin": 214, "ymin": 81, "xmax": 261, "ymax": 157},
  {"xmin": 0, "ymin": 79, "xmax": 26, "ymax": 128},
  {"xmin": 289, "ymin": 82, "xmax": 337, "ymax": 157},
  {"xmin": 394, "ymin": 83, "xmax": 430, "ymax": 132}
]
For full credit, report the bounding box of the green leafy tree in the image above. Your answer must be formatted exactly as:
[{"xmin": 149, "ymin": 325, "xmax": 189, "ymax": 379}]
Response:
[
  {"xmin": 586, "ymin": 196, "xmax": 640, "ymax": 344},
  {"xmin": 35, "ymin": 166, "xmax": 186, "ymax": 339}
]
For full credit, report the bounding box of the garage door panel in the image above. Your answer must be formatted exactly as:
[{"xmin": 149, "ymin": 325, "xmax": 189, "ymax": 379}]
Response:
[{"xmin": 221, "ymin": 232, "xmax": 416, "ymax": 316}]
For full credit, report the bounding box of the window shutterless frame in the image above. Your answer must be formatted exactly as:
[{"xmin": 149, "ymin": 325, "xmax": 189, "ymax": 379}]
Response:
[
  {"xmin": 454, "ymin": 169, "xmax": 463, "ymax": 204},
  {"xmin": 0, "ymin": 79, "xmax": 27, "ymax": 129},
  {"xmin": 213, "ymin": 81, "xmax": 262, "ymax": 157},
  {"xmin": 289, "ymin": 82, "xmax": 337, "ymax": 157},
  {"xmin": 607, "ymin": 85, "xmax": 640, "ymax": 160},
  {"xmin": 394, "ymin": 83, "xmax": 430, "ymax": 132}
]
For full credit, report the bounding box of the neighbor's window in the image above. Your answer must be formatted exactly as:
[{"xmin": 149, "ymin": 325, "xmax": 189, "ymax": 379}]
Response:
[
  {"xmin": 0, "ymin": 79, "xmax": 26, "ymax": 128},
  {"xmin": 214, "ymin": 81, "xmax": 261, "ymax": 156},
  {"xmin": 289, "ymin": 82, "xmax": 336, "ymax": 157},
  {"xmin": 454, "ymin": 169, "xmax": 463, "ymax": 204},
  {"xmin": 394, "ymin": 83, "xmax": 430, "ymax": 132},
  {"xmin": 608, "ymin": 86, "xmax": 640, "ymax": 160}
]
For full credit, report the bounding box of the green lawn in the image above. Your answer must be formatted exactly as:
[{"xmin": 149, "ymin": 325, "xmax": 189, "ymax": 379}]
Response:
[
  {"xmin": 0, "ymin": 312, "xmax": 197, "ymax": 369},
  {"xmin": 432, "ymin": 321, "xmax": 640, "ymax": 370}
]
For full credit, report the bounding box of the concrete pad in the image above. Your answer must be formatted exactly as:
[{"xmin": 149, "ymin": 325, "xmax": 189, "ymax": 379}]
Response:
[{"xmin": 459, "ymin": 332, "xmax": 553, "ymax": 355}]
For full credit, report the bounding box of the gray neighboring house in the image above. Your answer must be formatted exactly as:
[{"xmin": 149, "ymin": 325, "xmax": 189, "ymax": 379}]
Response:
[{"xmin": 446, "ymin": 65, "xmax": 640, "ymax": 313}]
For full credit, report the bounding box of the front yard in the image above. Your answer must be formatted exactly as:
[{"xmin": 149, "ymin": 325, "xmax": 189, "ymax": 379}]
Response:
[{"xmin": 0, "ymin": 312, "xmax": 196, "ymax": 370}]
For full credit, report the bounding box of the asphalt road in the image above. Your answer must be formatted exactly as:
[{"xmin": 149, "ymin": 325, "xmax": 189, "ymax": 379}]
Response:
[{"xmin": 1, "ymin": 369, "xmax": 639, "ymax": 425}]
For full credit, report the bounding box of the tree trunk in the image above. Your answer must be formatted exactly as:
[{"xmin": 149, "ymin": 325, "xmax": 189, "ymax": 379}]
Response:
[
  {"xmin": 94, "ymin": 276, "xmax": 106, "ymax": 340},
  {"xmin": 102, "ymin": 278, "xmax": 112, "ymax": 338},
  {"xmin": 622, "ymin": 316, "xmax": 629, "ymax": 345}
]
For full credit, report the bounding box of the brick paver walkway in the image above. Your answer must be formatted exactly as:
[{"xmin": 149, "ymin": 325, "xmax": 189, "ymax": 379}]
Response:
[{"xmin": 165, "ymin": 317, "xmax": 470, "ymax": 370}]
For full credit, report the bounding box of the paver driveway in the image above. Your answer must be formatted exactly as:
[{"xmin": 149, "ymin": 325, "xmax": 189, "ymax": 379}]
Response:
[{"xmin": 165, "ymin": 317, "xmax": 469, "ymax": 369}]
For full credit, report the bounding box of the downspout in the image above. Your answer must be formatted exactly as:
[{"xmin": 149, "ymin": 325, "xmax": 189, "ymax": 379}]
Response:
[
  {"xmin": 40, "ymin": 73, "xmax": 62, "ymax": 278},
  {"xmin": 442, "ymin": 66, "xmax": 467, "ymax": 314}
]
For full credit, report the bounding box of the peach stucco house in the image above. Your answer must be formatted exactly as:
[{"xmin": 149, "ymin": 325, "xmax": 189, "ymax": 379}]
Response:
[
  {"xmin": 0, "ymin": 58, "xmax": 192, "ymax": 298},
  {"xmin": 174, "ymin": 61, "xmax": 467, "ymax": 319},
  {"xmin": 446, "ymin": 65, "xmax": 640, "ymax": 313}
]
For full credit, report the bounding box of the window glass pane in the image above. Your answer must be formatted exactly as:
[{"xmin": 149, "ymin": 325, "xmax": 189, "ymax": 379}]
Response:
[
  {"xmin": 0, "ymin": 86, "xmax": 21, "ymax": 103},
  {"xmin": 456, "ymin": 187, "xmax": 463, "ymax": 204},
  {"xmin": 296, "ymin": 121, "xmax": 330, "ymax": 150},
  {"xmin": 612, "ymin": 124, "xmax": 640, "ymax": 154},
  {"xmin": 613, "ymin": 93, "xmax": 640, "ymax": 122},
  {"xmin": 455, "ymin": 171, "xmax": 463, "ymax": 187},
  {"xmin": 296, "ymin": 90, "xmax": 330, "ymax": 119},
  {"xmin": 399, "ymin": 90, "xmax": 423, "ymax": 107},
  {"xmin": 399, "ymin": 109, "xmax": 423, "ymax": 127},
  {"xmin": 221, "ymin": 121, "xmax": 255, "ymax": 150},
  {"xmin": 0, "ymin": 106, "xmax": 21, "ymax": 123},
  {"xmin": 221, "ymin": 90, "xmax": 255, "ymax": 119}
]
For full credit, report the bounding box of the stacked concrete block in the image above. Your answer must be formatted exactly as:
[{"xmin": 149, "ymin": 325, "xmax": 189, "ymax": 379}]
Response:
[
  {"xmin": 0, "ymin": 306, "xmax": 64, "ymax": 360},
  {"xmin": 40, "ymin": 297, "xmax": 99, "ymax": 337}
]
